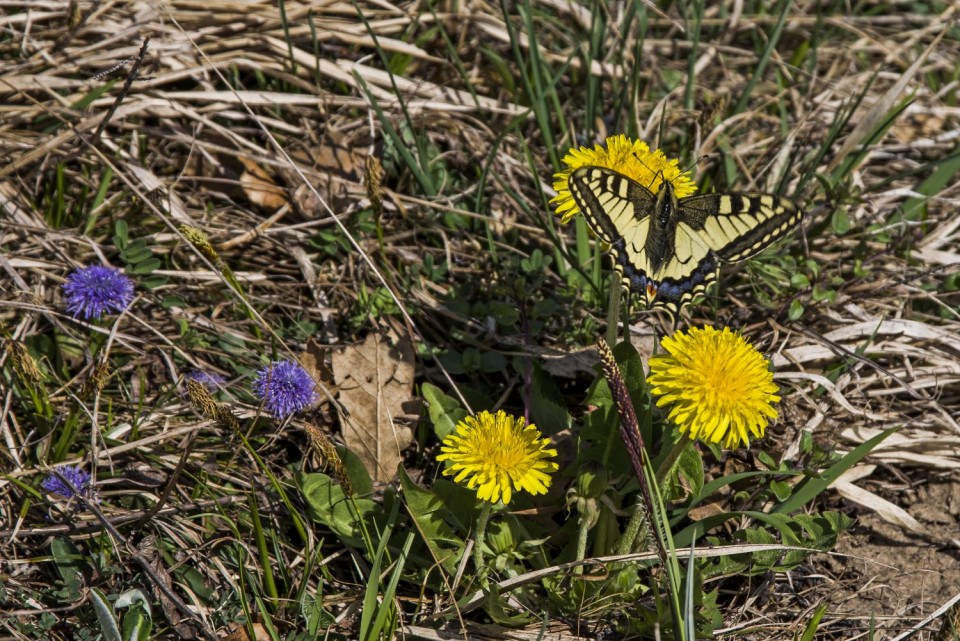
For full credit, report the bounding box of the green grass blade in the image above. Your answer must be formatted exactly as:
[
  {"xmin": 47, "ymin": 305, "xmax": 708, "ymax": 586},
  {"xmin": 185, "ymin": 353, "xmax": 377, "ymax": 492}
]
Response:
[
  {"xmin": 898, "ymin": 148, "xmax": 960, "ymax": 222},
  {"xmin": 800, "ymin": 604, "xmax": 828, "ymax": 641},
  {"xmin": 827, "ymin": 29, "xmax": 946, "ymax": 176},
  {"xmin": 773, "ymin": 427, "xmax": 897, "ymax": 515},
  {"xmin": 360, "ymin": 497, "xmax": 401, "ymax": 641},
  {"xmin": 732, "ymin": 0, "xmax": 791, "ymax": 115},
  {"xmin": 370, "ymin": 530, "xmax": 414, "ymax": 638}
]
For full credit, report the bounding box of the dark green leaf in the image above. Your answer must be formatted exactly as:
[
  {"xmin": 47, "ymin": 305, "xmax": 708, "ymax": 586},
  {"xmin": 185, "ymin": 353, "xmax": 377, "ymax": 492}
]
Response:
[
  {"xmin": 120, "ymin": 246, "xmax": 153, "ymax": 264},
  {"xmin": 770, "ymin": 480, "xmax": 792, "ymax": 502},
  {"xmin": 422, "ymin": 382, "xmax": 468, "ymax": 441},
  {"xmin": 830, "ymin": 207, "xmax": 851, "ymax": 234},
  {"xmin": 129, "ymin": 258, "xmax": 161, "ymax": 274},
  {"xmin": 676, "ymin": 441, "xmax": 704, "ymax": 498},
  {"xmin": 528, "ymin": 363, "xmax": 569, "ymax": 434},
  {"xmin": 297, "ymin": 472, "xmax": 377, "ymax": 548},
  {"xmin": 398, "ymin": 466, "xmax": 464, "ymax": 574},
  {"xmin": 51, "ymin": 537, "xmax": 85, "ymax": 598},
  {"xmin": 115, "ymin": 590, "xmax": 152, "ymax": 641},
  {"xmin": 337, "ymin": 444, "xmax": 374, "ymax": 497},
  {"xmin": 480, "ymin": 351, "xmax": 507, "ymax": 373},
  {"xmin": 113, "ymin": 219, "xmax": 129, "ymax": 248},
  {"xmin": 90, "ymin": 587, "xmax": 122, "ymax": 641},
  {"xmin": 788, "ymin": 299, "xmax": 804, "ymax": 320}
]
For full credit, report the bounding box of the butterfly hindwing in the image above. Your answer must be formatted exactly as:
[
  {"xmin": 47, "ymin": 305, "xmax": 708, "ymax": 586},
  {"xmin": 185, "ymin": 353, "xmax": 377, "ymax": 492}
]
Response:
[
  {"xmin": 568, "ymin": 167, "xmax": 659, "ymax": 305},
  {"xmin": 568, "ymin": 166, "xmax": 803, "ymax": 316}
]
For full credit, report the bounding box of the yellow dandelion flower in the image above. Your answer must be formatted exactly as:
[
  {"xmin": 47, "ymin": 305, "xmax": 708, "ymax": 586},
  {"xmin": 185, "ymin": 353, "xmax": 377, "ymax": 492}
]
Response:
[
  {"xmin": 646, "ymin": 326, "xmax": 780, "ymax": 449},
  {"xmin": 551, "ymin": 134, "xmax": 698, "ymax": 223},
  {"xmin": 436, "ymin": 410, "xmax": 559, "ymax": 505}
]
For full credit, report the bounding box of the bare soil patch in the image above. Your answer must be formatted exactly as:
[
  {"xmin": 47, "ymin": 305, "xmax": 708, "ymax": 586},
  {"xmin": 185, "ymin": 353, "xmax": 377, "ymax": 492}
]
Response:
[{"xmin": 827, "ymin": 475, "xmax": 960, "ymax": 635}]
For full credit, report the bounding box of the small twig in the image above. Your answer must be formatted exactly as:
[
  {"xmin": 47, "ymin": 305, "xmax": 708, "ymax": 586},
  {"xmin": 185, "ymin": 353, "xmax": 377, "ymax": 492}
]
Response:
[
  {"xmin": 88, "ymin": 37, "xmax": 151, "ymax": 150},
  {"xmin": 0, "ymin": 495, "xmax": 245, "ymax": 539},
  {"xmin": 790, "ymin": 323, "xmax": 925, "ymax": 399},
  {"xmin": 87, "ymin": 507, "xmax": 217, "ymax": 640},
  {"xmin": 36, "ymin": 470, "xmax": 221, "ymax": 641},
  {"xmin": 91, "ymin": 57, "xmax": 137, "ymax": 81},
  {"xmin": 134, "ymin": 428, "xmax": 199, "ymax": 529}
]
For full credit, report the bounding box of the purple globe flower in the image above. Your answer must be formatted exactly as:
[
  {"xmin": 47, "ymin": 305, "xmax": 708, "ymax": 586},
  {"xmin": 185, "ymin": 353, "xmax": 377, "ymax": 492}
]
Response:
[
  {"xmin": 62, "ymin": 265, "xmax": 134, "ymax": 320},
  {"xmin": 253, "ymin": 360, "xmax": 317, "ymax": 419},
  {"xmin": 41, "ymin": 464, "xmax": 97, "ymax": 501}
]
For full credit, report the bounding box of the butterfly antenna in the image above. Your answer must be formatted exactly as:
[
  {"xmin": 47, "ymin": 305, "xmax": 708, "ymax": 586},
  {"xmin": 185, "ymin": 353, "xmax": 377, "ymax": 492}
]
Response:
[
  {"xmin": 631, "ymin": 152, "xmax": 665, "ymax": 191},
  {"xmin": 684, "ymin": 154, "xmax": 709, "ymax": 174}
]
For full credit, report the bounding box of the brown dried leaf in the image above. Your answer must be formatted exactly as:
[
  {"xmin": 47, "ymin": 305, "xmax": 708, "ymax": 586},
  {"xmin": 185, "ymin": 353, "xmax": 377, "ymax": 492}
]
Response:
[
  {"xmin": 287, "ymin": 129, "xmax": 366, "ymax": 217},
  {"xmin": 237, "ymin": 157, "xmax": 288, "ymax": 210},
  {"xmin": 313, "ymin": 136, "xmax": 362, "ymax": 177},
  {"xmin": 687, "ymin": 502, "xmax": 726, "ymax": 522},
  {"xmin": 222, "ymin": 622, "xmax": 272, "ymax": 641},
  {"xmin": 332, "ymin": 327, "xmax": 415, "ymax": 483},
  {"xmin": 299, "ymin": 338, "xmax": 335, "ymax": 409},
  {"xmin": 892, "ymin": 114, "xmax": 945, "ymax": 143},
  {"xmin": 834, "ymin": 466, "xmax": 933, "ymax": 538}
]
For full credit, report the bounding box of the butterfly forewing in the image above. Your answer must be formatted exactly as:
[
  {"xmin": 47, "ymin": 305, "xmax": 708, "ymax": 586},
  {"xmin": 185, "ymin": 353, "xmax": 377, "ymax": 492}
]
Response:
[
  {"xmin": 567, "ymin": 165, "xmax": 803, "ymax": 316},
  {"xmin": 568, "ymin": 167, "xmax": 656, "ymax": 245}
]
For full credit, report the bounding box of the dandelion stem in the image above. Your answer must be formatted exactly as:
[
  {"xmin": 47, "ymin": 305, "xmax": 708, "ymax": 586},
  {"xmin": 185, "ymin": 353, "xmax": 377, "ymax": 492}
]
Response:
[
  {"xmin": 473, "ymin": 501, "xmax": 493, "ymax": 586},
  {"xmin": 574, "ymin": 509, "xmax": 590, "ymax": 572}
]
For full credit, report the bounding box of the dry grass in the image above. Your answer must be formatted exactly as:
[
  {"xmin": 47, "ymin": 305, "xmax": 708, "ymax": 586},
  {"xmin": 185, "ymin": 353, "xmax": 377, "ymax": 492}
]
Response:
[{"xmin": 1, "ymin": 0, "xmax": 959, "ymax": 639}]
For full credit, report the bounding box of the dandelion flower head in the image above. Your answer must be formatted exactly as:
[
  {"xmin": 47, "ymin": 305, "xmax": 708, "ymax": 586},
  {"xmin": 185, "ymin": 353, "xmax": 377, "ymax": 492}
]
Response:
[
  {"xmin": 436, "ymin": 410, "xmax": 559, "ymax": 505},
  {"xmin": 646, "ymin": 325, "xmax": 780, "ymax": 449},
  {"xmin": 253, "ymin": 360, "xmax": 317, "ymax": 419},
  {"xmin": 551, "ymin": 134, "xmax": 697, "ymax": 223},
  {"xmin": 62, "ymin": 265, "xmax": 134, "ymax": 320}
]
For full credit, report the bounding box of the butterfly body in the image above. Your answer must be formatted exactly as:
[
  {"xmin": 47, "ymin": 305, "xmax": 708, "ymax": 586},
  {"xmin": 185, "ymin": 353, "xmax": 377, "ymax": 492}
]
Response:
[{"xmin": 568, "ymin": 166, "xmax": 803, "ymax": 316}]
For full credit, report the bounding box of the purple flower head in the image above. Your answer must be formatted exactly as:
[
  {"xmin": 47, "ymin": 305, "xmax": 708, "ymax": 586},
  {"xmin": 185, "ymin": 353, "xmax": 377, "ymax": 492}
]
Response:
[
  {"xmin": 62, "ymin": 265, "xmax": 134, "ymax": 320},
  {"xmin": 253, "ymin": 360, "xmax": 317, "ymax": 419},
  {"xmin": 185, "ymin": 370, "xmax": 227, "ymax": 392},
  {"xmin": 41, "ymin": 465, "xmax": 97, "ymax": 502}
]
